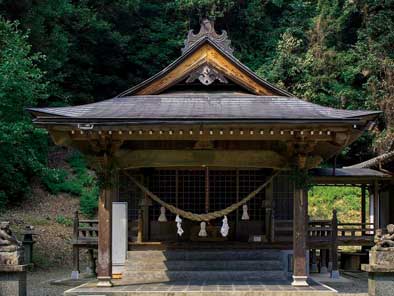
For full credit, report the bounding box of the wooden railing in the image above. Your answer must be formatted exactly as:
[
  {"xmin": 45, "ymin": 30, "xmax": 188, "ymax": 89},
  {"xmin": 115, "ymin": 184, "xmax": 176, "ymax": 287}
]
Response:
[
  {"xmin": 308, "ymin": 210, "xmax": 375, "ymax": 248},
  {"xmin": 72, "ymin": 211, "xmax": 98, "ymax": 275},
  {"xmin": 73, "ymin": 211, "xmax": 99, "ymax": 244}
]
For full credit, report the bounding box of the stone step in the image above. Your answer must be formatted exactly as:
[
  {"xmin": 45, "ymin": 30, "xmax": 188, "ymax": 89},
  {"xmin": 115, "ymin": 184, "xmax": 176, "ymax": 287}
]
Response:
[
  {"xmin": 126, "ymin": 259, "xmax": 283, "ymax": 271},
  {"xmin": 127, "ymin": 250, "xmax": 283, "ymax": 261},
  {"xmin": 122, "ymin": 270, "xmax": 288, "ymax": 283}
]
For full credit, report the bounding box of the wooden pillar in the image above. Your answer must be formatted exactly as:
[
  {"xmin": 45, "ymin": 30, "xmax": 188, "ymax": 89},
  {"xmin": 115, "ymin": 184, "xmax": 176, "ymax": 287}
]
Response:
[
  {"xmin": 292, "ymin": 187, "xmax": 308, "ymax": 286},
  {"xmin": 374, "ymin": 181, "xmax": 379, "ymax": 229},
  {"xmin": 71, "ymin": 211, "xmax": 80, "ymax": 279},
  {"xmin": 310, "ymin": 249, "xmax": 318, "ymax": 273},
  {"xmin": 205, "ymin": 166, "xmax": 210, "ymax": 213},
  {"xmin": 320, "ymin": 249, "xmax": 328, "ymax": 273},
  {"xmin": 361, "ymin": 185, "xmax": 366, "ymax": 235},
  {"xmin": 369, "ymin": 186, "xmax": 374, "ymax": 233},
  {"xmin": 97, "ymin": 185, "xmax": 113, "ymax": 287},
  {"xmin": 330, "ymin": 209, "xmax": 339, "ymax": 278}
]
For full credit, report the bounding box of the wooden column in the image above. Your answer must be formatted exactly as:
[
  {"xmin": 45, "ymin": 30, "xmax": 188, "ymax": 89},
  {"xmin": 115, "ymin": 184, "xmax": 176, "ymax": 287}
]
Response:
[
  {"xmin": 373, "ymin": 181, "xmax": 379, "ymax": 229},
  {"xmin": 320, "ymin": 249, "xmax": 328, "ymax": 273},
  {"xmin": 97, "ymin": 183, "xmax": 113, "ymax": 287},
  {"xmin": 361, "ymin": 185, "xmax": 366, "ymax": 235},
  {"xmin": 205, "ymin": 166, "xmax": 210, "ymax": 213},
  {"xmin": 71, "ymin": 211, "xmax": 80, "ymax": 279},
  {"xmin": 330, "ymin": 209, "xmax": 339, "ymax": 278},
  {"xmin": 292, "ymin": 187, "xmax": 309, "ymax": 286}
]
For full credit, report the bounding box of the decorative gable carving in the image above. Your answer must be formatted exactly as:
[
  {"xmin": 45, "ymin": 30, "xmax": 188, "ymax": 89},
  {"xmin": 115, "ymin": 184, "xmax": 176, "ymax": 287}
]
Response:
[
  {"xmin": 182, "ymin": 19, "xmax": 234, "ymax": 55},
  {"xmin": 185, "ymin": 64, "xmax": 228, "ymax": 85}
]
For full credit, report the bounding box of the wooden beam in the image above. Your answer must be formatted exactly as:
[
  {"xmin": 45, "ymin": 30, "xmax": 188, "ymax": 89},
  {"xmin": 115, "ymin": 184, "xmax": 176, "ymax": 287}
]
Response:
[
  {"xmin": 114, "ymin": 149, "xmax": 288, "ymax": 169},
  {"xmin": 292, "ymin": 188, "xmax": 308, "ymax": 286}
]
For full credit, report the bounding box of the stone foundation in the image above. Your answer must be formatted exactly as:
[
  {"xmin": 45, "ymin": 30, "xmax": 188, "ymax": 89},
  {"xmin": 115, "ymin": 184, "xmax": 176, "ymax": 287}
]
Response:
[
  {"xmin": 362, "ymin": 249, "xmax": 394, "ymax": 296},
  {"xmin": 0, "ymin": 265, "xmax": 27, "ymax": 296}
]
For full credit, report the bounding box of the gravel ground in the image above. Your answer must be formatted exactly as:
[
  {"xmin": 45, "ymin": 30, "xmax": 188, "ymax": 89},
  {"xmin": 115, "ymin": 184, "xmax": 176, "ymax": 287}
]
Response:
[
  {"xmin": 319, "ymin": 272, "xmax": 368, "ymax": 295},
  {"xmin": 27, "ymin": 268, "xmax": 80, "ymax": 296}
]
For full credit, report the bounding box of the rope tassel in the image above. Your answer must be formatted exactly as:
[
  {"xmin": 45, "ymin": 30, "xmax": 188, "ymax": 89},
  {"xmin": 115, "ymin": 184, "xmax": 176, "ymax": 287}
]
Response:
[
  {"xmin": 220, "ymin": 216, "xmax": 229, "ymax": 237},
  {"xmin": 175, "ymin": 215, "xmax": 184, "ymax": 236}
]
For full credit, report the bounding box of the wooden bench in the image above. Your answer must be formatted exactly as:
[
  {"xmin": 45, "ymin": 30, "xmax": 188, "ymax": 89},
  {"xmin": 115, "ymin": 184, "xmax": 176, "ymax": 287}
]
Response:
[{"xmin": 72, "ymin": 211, "xmax": 98, "ymax": 278}]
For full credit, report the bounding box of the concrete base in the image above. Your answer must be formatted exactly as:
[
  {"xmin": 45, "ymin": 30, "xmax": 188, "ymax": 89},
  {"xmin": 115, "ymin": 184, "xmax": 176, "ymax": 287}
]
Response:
[
  {"xmin": 291, "ymin": 275, "xmax": 309, "ymax": 286},
  {"xmin": 368, "ymin": 272, "xmax": 394, "ymax": 296},
  {"xmin": 327, "ymin": 262, "xmax": 332, "ymax": 271},
  {"xmin": 70, "ymin": 270, "xmax": 79, "ymax": 280},
  {"xmin": 330, "ymin": 270, "xmax": 340, "ymax": 279},
  {"xmin": 0, "ymin": 266, "xmax": 27, "ymax": 296},
  {"xmin": 97, "ymin": 276, "xmax": 113, "ymax": 287}
]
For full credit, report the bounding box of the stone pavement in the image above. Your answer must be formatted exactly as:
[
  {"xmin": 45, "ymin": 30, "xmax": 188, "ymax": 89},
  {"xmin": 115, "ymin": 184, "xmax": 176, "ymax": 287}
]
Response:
[{"xmin": 65, "ymin": 279, "xmax": 337, "ymax": 296}]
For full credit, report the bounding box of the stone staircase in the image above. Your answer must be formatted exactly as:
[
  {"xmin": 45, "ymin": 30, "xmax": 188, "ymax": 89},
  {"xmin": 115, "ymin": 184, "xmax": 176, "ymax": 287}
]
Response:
[{"xmin": 124, "ymin": 249, "xmax": 288, "ymax": 284}]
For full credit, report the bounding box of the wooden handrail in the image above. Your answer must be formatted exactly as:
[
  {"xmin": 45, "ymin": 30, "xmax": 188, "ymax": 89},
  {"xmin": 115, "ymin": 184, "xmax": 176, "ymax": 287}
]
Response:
[{"xmin": 308, "ymin": 211, "xmax": 375, "ymax": 248}]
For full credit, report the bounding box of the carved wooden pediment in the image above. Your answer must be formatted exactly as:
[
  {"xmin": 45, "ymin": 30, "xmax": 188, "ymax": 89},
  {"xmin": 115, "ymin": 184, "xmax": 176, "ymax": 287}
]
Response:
[{"xmin": 185, "ymin": 64, "xmax": 228, "ymax": 85}]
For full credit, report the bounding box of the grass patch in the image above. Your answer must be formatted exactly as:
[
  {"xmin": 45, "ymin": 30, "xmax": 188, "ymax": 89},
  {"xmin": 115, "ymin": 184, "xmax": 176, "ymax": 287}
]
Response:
[
  {"xmin": 42, "ymin": 152, "xmax": 99, "ymax": 217},
  {"xmin": 55, "ymin": 215, "xmax": 73, "ymax": 227}
]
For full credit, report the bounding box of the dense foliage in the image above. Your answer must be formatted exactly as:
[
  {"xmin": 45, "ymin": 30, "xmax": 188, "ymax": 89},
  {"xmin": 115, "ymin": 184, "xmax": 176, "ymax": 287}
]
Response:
[
  {"xmin": 309, "ymin": 186, "xmax": 364, "ymax": 222},
  {"xmin": 0, "ymin": 0, "xmax": 393, "ymax": 213}
]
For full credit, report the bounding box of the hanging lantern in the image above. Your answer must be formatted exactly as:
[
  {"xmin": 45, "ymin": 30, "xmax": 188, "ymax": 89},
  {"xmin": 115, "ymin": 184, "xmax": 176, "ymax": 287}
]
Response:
[
  {"xmin": 220, "ymin": 216, "xmax": 229, "ymax": 237},
  {"xmin": 158, "ymin": 206, "xmax": 167, "ymax": 222},
  {"xmin": 175, "ymin": 215, "xmax": 184, "ymax": 236},
  {"xmin": 241, "ymin": 204, "xmax": 250, "ymax": 220}
]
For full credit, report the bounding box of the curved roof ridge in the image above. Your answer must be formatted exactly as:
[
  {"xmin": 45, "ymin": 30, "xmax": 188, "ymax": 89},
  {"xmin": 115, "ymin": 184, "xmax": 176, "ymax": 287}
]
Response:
[
  {"xmin": 116, "ymin": 35, "xmax": 293, "ymax": 98},
  {"xmin": 345, "ymin": 150, "xmax": 394, "ymax": 169}
]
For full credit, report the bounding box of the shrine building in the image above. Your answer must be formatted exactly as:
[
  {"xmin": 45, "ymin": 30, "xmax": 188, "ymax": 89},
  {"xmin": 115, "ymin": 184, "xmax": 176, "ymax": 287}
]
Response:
[{"xmin": 28, "ymin": 19, "xmax": 391, "ymax": 294}]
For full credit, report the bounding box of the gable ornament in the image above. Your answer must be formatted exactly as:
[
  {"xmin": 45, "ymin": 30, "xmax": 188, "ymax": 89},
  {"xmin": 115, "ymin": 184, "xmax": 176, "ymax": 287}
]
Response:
[
  {"xmin": 182, "ymin": 18, "xmax": 234, "ymax": 55},
  {"xmin": 186, "ymin": 64, "xmax": 228, "ymax": 86}
]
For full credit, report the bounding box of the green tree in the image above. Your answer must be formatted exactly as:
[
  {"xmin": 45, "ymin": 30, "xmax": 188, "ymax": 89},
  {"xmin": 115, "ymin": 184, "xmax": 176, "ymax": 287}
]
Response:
[{"xmin": 0, "ymin": 18, "xmax": 48, "ymax": 208}]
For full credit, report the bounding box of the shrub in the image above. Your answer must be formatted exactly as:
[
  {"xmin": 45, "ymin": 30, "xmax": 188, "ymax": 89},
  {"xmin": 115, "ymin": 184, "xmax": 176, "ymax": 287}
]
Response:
[
  {"xmin": 55, "ymin": 215, "xmax": 73, "ymax": 226},
  {"xmin": 42, "ymin": 151, "xmax": 99, "ymax": 217},
  {"xmin": 80, "ymin": 186, "xmax": 99, "ymax": 218}
]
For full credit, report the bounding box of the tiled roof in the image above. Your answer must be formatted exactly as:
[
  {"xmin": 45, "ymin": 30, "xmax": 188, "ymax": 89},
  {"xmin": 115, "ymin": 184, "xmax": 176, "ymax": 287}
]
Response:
[{"xmin": 28, "ymin": 93, "xmax": 379, "ymax": 122}]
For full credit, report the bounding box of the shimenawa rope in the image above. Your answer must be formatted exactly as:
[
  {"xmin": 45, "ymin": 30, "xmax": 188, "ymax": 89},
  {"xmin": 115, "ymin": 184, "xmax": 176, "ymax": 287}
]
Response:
[{"xmin": 122, "ymin": 170, "xmax": 279, "ymax": 222}]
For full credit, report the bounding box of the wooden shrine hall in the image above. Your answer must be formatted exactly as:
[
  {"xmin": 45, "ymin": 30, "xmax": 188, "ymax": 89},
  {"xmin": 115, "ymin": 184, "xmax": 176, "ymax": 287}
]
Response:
[{"xmin": 28, "ymin": 19, "xmax": 387, "ymax": 293}]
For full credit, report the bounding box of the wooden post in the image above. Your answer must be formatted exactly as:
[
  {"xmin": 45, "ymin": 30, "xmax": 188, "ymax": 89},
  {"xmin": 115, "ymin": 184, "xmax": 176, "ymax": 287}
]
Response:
[
  {"xmin": 292, "ymin": 187, "xmax": 308, "ymax": 286},
  {"xmin": 97, "ymin": 155, "xmax": 113, "ymax": 287},
  {"xmin": 361, "ymin": 185, "xmax": 366, "ymax": 236},
  {"xmin": 205, "ymin": 166, "xmax": 209, "ymax": 213},
  {"xmin": 137, "ymin": 209, "xmax": 143, "ymax": 243},
  {"xmin": 310, "ymin": 249, "xmax": 318, "ymax": 273},
  {"xmin": 71, "ymin": 211, "xmax": 80, "ymax": 279},
  {"xmin": 330, "ymin": 209, "xmax": 339, "ymax": 278},
  {"xmin": 374, "ymin": 181, "xmax": 379, "ymax": 229},
  {"xmin": 369, "ymin": 186, "xmax": 374, "ymax": 233},
  {"xmin": 320, "ymin": 249, "xmax": 328, "ymax": 273}
]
